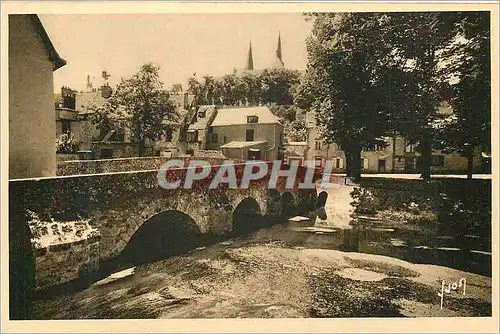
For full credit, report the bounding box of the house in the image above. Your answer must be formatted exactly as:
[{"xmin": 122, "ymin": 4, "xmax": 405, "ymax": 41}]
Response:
[
  {"xmin": 185, "ymin": 105, "xmax": 219, "ymax": 153},
  {"xmin": 155, "ymin": 92, "xmax": 196, "ymax": 157},
  {"xmin": 208, "ymin": 106, "xmax": 284, "ymax": 161},
  {"xmin": 9, "ymin": 15, "xmax": 66, "ymax": 179},
  {"xmin": 305, "ymin": 106, "xmax": 483, "ymax": 174}
]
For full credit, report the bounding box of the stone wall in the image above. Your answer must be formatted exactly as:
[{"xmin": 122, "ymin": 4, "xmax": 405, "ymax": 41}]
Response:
[
  {"xmin": 56, "ymin": 154, "xmax": 80, "ymax": 164},
  {"xmin": 56, "ymin": 155, "xmax": 245, "ymax": 176},
  {"xmin": 28, "ymin": 213, "xmax": 100, "ymax": 290}
]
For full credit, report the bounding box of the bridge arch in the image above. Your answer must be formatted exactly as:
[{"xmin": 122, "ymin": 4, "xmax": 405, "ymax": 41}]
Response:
[
  {"xmin": 119, "ymin": 210, "xmax": 202, "ymax": 265},
  {"xmin": 232, "ymin": 197, "xmax": 262, "ymax": 234}
]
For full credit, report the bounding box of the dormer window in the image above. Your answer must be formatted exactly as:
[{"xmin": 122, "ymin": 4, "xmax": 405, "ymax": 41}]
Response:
[
  {"xmin": 198, "ymin": 110, "xmax": 206, "ymax": 118},
  {"xmin": 247, "ymin": 115, "xmax": 258, "ymax": 123}
]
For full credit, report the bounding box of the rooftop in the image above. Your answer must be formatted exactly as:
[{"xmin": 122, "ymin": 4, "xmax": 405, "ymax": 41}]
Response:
[
  {"xmin": 188, "ymin": 105, "xmax": 217, "ymax": 131},
  {"xmin": 211, "ymin": 106, "xmax": 280, "ymax": 127}
]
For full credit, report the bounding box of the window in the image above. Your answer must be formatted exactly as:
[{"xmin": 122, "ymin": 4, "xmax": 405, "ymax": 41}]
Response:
[
  {"xmin": 314, "ymin": 157, "xmax": 323, "ymax": 167},
  {"xmin": 336, "ymin": 158, "xmax": 340, "ymax": 169},
  {"xmin": 406, "ymin": 143, "xmax": 416, "ymax": 153},
  {"xmin": 246, "ymin": 129, "xmax": 254, "ymax": 141},
  {"xmin": 315, "ymin": 141, "xmax": 322, "ymax": 150},
  {"xmin": 363, "ymin": 143, "xmax": 385, "ymax": 151},
  {"xmin": 361, "ymin": 158, "xmax": 369, "ymax": 170},
  {"xmin": 100, "ymin": 148, "xmax": 113, "ymax": 159},
  {"xmin": 432, "ymin": 155, "xmax": 445, "ymax": 167},
  {"xmin": 198, "ymin": 110, "xmax": 206, "ymax": 118},
  {"xmin": 223, "ymin": 136, "xmax": 227, "ymax": 144},
  {"xmin": 247, "ymin": 115, "xmax": 259, "ymax": 123}
]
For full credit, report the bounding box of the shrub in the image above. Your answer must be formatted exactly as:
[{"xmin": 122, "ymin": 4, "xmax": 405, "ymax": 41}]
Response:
[{"xmin": 56, "ymin": 131, "xmax": 79, "ymax": 154}]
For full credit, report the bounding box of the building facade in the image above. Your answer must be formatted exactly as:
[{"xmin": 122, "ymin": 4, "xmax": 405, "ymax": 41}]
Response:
[
  {"xmin": 208, "ymin": 106, "xmax": 284, "ymax": 161},
  {"xmin": 305, "ymin": 109, "xmax": 483, "ymax": 174},
  {"xmin": 181, "ymin": 106, "xmax": 285, "ymax": 161},
  {"xmin": 9, "ymin": 15, "xmax": 66, "ymax": 179}
]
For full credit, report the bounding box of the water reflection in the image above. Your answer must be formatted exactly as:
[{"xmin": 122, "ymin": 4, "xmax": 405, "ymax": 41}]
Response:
[{"xmin": 277, "ymin": 206, "xmax": 492, "ymax": 276}]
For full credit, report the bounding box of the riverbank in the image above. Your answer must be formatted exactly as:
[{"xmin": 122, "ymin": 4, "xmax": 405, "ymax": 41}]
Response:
[{"xmin": 31, "ymin": 237, "xmax": 492, "ymax": 319}]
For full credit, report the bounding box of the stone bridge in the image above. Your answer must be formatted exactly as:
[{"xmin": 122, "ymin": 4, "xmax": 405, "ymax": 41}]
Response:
[{"xmin": 9, "ymin": 159, "xmax": 323, "ymax": 293}]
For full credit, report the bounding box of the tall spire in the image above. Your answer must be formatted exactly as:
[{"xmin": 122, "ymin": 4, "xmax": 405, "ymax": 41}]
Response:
[
  {"xmin": 275, "ymin": 32, "xmax": 284, "ymax": 68},
  {"xmin": 246, "ymin": 41, "xmax": 254, "ymax": 71}
]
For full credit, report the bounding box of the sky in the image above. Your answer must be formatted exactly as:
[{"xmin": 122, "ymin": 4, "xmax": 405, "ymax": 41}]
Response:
[{"xmin": 39, "ymin": 13, "xmax": 313, "ymax": 93}]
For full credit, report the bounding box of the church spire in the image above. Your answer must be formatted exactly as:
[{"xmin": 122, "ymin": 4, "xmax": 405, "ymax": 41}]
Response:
[
  {"xmin": 275, "ymin": 32, "xmax": 284, "ymax": 68},
  {"xmin": 246, "ymin": 41, "xmax": 254, "ymax": 71}
]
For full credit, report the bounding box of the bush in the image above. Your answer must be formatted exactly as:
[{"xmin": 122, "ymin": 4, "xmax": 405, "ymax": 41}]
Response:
[{"xmin": 56, "ymin": 132, "xmax": 79, "ymax": 154}]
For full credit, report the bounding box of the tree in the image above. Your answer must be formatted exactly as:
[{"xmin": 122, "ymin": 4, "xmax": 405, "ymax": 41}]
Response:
[
  {"xmin": 187, "ymin": 77, "xmax": 204, "ymax": 106},
  {"xmin": 270, "ymin": 105, "xmax": 297, "ymax": 123},
  {"xmin": 88, "ymin": 63, "xmax": 178, "ymax": 156},
  {"xmin": 298, "ymin": 13, "xmax": 396, "ymax": 180},
  {"xmin": 285, "ymin": 119, "xmax": 307, "ymax": 142},
  {"xmin": 383, "ymin": 12, "xmax": 460, "ymax": 180},
  {"xmin": 437, "ymin": 12, "xmax": 491, "ymax": 179},
  {"xmin": 298, "ymin": 12, "xmax": 465, "ymax": 180},
  {"xmin": 260, "ymin": 68, "xmax": 301, "ymax": 105}
]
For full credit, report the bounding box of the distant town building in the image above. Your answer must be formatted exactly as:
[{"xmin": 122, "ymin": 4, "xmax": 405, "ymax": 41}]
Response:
[
  {"xmin": 208, "ymin": 106, "xmax": 284, "ymax": 161},
  {"xmin": 283, "ymin": 141, "xmax": 308, "ymax": 166},
  {"xmin": 9, "ymin": 14, "xmax": 66, "ymax": 179},
  {"xmin": 185, "ymin": 105, "xmax": 219, "ymax": 153},
  {"xmin": 305, "ymin": 105, "xmax": 484, "ymax": 174}
]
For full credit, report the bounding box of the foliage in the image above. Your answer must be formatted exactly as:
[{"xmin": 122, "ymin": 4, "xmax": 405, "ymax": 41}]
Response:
[
  {"xmin": 270, "ymin": 105, "xmax": 297, "ymax": 123},
  {"xmin": 285, "ymin": 119, "xmax": 307, "ymax": 142},
  {"xmin": 436, "ymin": 12, "xmax": 491, "ymax": 178},
  {"xmin": 87, "ymin": 63, "xmax": 178, "ymax": 156},
  {"xmin": 187, "ymin": 68, "xmax": 301, "ymax": 106},
  {"xmin": 297, "ymin": 13, "xmax": 399, "ymax": 180},
  {"xmin": 297, "ymin": 12, "xmax": 489, "ymax": 180},
  {"xmin": 56, "ymin": 131, "xmax": 79, "ymax": 154}
]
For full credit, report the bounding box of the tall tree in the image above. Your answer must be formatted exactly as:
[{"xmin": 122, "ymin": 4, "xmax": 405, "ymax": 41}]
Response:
[
  {"xmin": 298, "ymin": 13, "xmax": 395, "ymax": 180},
  {"xmin": 437, "ymin": 12, "xmax": 491, "ymax": 179},
  {"xmin": 260, "ymin": 68, "xmax": 301, "ymax": 105},
  {"xmin": 384, "ymin": 12, "xmax": 459, "ymax": 180},
  {"xmin": 298, "ymin": 12, "xmax": 464, "ymax": 180},
  {"xmin": 88, "ymin": 63, "xmax": 178, "ymax": 156}
]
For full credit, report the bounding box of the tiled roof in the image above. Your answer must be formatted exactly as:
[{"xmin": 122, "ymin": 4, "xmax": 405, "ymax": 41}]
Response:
[
  {"xmin": 188, "ymin": 105, "xmax": 217, "ymax": 131},
  {"xmin": 211, "ymin": 106, "xmax": 280, "ymax": 127}
]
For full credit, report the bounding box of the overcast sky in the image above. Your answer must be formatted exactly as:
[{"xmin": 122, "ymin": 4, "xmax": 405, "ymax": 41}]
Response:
[{"xmin": 39, "ymin": 13, "xmax": 313, "ymax": 93}]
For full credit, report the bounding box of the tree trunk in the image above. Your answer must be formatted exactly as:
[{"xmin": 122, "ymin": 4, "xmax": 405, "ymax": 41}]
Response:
[
  {"xmin": 138, "ymin": 139, "xmax": 146, "ymax": 157},
  {"xmin": 466, "ymin": 146, "xmax": 474, "ymax": 180},
  {"xmin": 345, "ymin": 142, "xmax": 362, "ymax": 182},
  {"xmin": 419, "ymin": 139, "xmax": 432, "ymax": 180}
]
